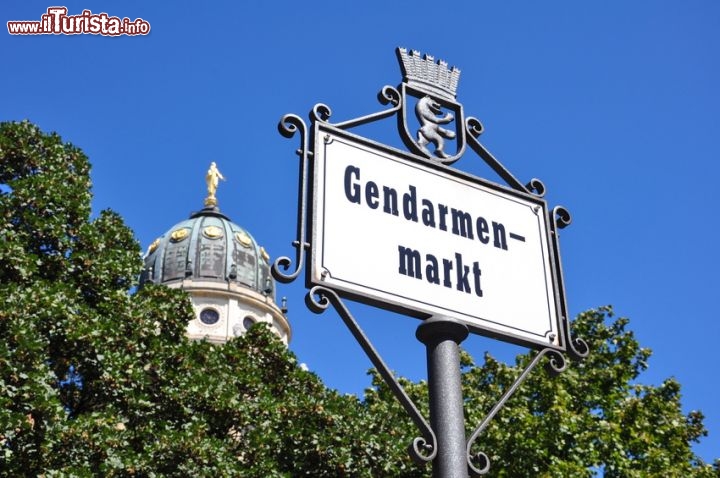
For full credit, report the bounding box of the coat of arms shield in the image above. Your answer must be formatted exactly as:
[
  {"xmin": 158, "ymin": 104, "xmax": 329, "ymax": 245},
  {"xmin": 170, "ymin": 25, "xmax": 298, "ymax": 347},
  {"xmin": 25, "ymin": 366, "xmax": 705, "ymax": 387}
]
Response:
[{"xmin": 396, "ymin": 48, "xmax": 466, "ymax": 165}]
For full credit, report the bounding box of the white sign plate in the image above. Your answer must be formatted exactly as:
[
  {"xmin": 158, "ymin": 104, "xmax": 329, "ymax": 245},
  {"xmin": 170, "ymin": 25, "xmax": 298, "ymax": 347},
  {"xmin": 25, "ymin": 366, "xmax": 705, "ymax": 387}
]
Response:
[{"xmin": 311, "ymin": 125, "xmax": 562, "ymax": 349}]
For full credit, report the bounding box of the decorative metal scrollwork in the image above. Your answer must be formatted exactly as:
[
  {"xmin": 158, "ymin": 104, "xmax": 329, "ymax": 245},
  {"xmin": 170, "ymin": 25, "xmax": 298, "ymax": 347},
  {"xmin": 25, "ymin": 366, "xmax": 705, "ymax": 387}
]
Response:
[
  {"xmin": 409, "ymin": 436, "xmax": 437, "ymax": 465},
  {"xmin": 311, "ymin": 103, "xmax": 332, "ymax": 123},
  {"xmin": 467, "ymin": 450, "xmax": 491, "ymax": 477},
  {"xmin": 466, "ymin": 116, "xmax": 485, "ymax": 137},
  {"xmin": 570, "ymin": 336, "xmax": 590, "ymax": 358},
  {"xmin": 334, "ymin": 85, "xmax": 402, "ymax": 130},
  {"xmin": 307, "ymin": 86, "xmax": 404, "ymax": 131},
  {"xmin": 466, "ymin": 348, "xmax": 570, "ymax": 475},
  {"xmin": 548, "ymin": 205, "xmax": 590, "ymax": 360},
  {"xmin": 378, "ymin": 85, "xmax": 401, "ymax": 107},
  {"xmin": 553, "ymin": 205, "xmax": 572, "ymax": 229},
  {"xmin": 544, "ymin": 348, "xmax": 568, "ymax": 375},
  {"xmin": 271, "ymin": 114, "xmax": 311, "ymax": 284},
  {"xmin": 305, "ymin": 285, "xmax": 437, "ymax": 464},
  {"xmin": 305, "ymin": 285, "xmax": 331, "ymax": 314},
  {"xmin": 465, "ymin": 116, "xmax": 545, "ymax": 198},
  {"xmin": 525, "ymin": 178, "xmax": 546, "ymax": 197}
]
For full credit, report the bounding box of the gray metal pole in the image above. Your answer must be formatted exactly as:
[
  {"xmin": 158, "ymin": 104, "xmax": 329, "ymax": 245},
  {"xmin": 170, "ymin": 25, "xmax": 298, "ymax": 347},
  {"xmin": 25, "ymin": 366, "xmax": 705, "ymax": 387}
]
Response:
[{"xmin": 416, "ymin": 316, "xmax": 470, "ymax": 478}]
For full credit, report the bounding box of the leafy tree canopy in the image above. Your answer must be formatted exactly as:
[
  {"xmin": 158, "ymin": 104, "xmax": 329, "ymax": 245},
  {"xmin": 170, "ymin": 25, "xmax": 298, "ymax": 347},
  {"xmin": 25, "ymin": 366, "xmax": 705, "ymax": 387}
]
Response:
[{"xmin": 1, "ymin": 121, "xmax": 717, "ymax": 476}]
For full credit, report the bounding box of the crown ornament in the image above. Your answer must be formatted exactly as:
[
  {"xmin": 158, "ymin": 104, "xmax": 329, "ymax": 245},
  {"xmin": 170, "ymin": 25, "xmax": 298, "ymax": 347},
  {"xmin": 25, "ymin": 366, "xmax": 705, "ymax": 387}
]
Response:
[{"xmin": 396, "ymin": 47, "xmax": 461, "ymax": 100}]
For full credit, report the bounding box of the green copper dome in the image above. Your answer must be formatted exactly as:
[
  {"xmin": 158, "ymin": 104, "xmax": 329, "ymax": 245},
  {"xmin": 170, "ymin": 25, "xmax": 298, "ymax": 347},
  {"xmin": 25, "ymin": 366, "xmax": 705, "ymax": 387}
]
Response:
[{"xmin": 140, "ymin": 206, "xmax": 275, "ymax": 299}]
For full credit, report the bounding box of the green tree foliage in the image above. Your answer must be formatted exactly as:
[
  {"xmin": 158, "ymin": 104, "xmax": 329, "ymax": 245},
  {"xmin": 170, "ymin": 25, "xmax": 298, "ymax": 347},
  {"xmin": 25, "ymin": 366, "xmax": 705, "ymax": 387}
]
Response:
[
  {"xmin": 458, "ymin": 307, "xmax": 719, "ymax": 476},
  {"xmin": 1, "ymin": 121, "xmax": 717, "ymax": 476},
  {"xmin": 0, "ymin": 120, "xmax": 418, "ymax": 477}
]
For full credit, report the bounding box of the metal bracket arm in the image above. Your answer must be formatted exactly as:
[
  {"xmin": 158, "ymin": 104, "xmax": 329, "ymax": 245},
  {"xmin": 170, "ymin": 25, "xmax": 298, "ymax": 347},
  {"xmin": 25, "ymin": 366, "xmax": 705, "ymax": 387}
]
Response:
[
  {"xmin": 465, "ymin": 348, "xmax": 568, "ymax": 476},
  {"xmin": 306, "ymin": 285, "xmax": 438, "ymax": 465},
  {"xmin": 465, "ymin": 117, "xmax": 546, "ymax": 197},
  {"xmin": 318, "ymin": 85, "xmax": 402, "ymax": 130}
]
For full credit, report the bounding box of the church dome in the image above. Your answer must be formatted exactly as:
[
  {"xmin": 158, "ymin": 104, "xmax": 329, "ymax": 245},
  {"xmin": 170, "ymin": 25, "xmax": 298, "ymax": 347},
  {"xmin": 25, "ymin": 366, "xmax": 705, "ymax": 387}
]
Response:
[
  {"xmin": 139, "ymin": 163, "xmax": 290, "ymax": 345},
  {"xmin": 140, "ymin": 206, "xmax": 274, "ymax": 297}
]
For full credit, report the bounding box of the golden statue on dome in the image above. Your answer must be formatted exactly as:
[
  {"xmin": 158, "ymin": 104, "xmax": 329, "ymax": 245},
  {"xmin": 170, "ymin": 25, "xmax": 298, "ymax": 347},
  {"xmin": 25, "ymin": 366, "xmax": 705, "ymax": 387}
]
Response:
[{"xmin": 204, "ymin": 162, "xmax": 225, "ymax": 207}]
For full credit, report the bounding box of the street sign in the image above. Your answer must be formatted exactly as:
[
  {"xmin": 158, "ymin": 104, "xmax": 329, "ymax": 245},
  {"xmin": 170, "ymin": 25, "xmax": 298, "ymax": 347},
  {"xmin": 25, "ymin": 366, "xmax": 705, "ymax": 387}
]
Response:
[
  {"xmin": 310, "ymin": 123, "xmax": 562, "ymax": 349},
  {"xmin": 274, "ymin": 48, "xmax": 588, "ymax": 474}
]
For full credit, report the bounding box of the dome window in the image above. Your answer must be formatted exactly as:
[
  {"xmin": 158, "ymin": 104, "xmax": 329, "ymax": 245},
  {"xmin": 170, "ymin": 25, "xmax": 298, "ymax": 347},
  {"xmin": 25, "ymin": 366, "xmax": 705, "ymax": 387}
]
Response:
[
  {"xmin": 243, "ymin": 316, "xmax": 256, "ymax": 331},
  {"xmin": 199, "ymin": 307, "xmax": 220, "ymax": 325}
]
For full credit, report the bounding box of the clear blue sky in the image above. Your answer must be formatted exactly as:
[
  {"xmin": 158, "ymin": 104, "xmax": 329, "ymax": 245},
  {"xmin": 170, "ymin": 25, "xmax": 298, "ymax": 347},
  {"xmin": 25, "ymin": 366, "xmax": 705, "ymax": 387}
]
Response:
[{"xmin": 4, "ymin": 0, "xmax": 719, "ymax": 464}]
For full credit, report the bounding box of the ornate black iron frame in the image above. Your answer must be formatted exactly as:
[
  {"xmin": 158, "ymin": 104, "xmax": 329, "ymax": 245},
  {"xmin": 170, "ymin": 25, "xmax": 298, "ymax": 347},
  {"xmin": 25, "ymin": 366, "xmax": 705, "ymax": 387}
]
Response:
[{"xmin": 272, "ymin": 79, "xmax": 588, "ymax": 474}]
